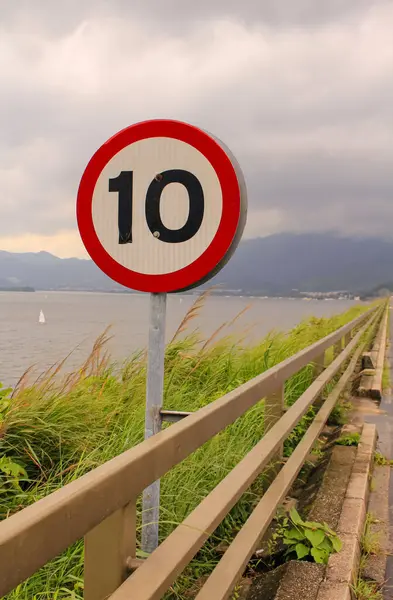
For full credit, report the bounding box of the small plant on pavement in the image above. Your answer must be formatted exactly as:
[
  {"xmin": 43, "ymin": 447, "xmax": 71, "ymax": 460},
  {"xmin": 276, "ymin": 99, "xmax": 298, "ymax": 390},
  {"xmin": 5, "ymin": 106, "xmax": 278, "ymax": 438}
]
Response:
[
  {"xmin": 351, "ymin": 578, "xmax": 382, "ymax": 600},
  {"xmin": 336, "ymin": 432, "xmax": 361, "ymax": 447},
  {"xmin": 361, "ymin": 513, "xmax": 381, "ymax": 556},
  {"xmin": 374, "ymin": 451, "xmax": 393, "ymax": 466},
  {"xmin": 279, "ymin": 508, "xmax": 342, "ymax": 564}
]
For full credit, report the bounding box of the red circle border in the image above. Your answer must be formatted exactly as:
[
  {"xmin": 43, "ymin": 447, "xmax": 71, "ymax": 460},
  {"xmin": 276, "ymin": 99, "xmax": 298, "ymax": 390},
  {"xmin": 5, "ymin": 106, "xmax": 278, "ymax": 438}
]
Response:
[{"xmin": 76, "ymin": 119, "xmax": 242, "ymax": 293}]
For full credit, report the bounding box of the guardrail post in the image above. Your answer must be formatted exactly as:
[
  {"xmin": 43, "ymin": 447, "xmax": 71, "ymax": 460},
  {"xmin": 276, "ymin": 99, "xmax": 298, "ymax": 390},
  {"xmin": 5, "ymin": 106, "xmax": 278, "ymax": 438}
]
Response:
[
  {"xmin": 344, "ymin": 331, "xmax": 352, "ymax": 347},
  {"xmin": 313, "ymin": 352, "xmax": 325, "ymax": 408},
  {"xmin": 265, "ymin": 385, "xmax": 285, "ymax": 435},
  {"xmin": 333, "ymin": 338, "xmax": 342, "ymax": 359},
  {"xmin": 264, "ymin": 385, "xmax": 285, "ymax": 481},
  {"xmin": 84, "ymin": 501, "xmax": 136, "ymax": 600},
  {"xmin": 313, "ymin": 352, "xmax": 325, "ymax": 378},
  {"xmin": 333, "ymin": 336, "xmax": 347, "ymax": 377}
]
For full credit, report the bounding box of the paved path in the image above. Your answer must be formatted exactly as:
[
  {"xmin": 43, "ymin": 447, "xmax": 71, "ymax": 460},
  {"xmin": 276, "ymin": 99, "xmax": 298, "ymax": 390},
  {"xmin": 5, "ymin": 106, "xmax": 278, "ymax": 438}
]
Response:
[{"xmin": 357, "ymin": 304, "xmax": 393, "ymax": 598}]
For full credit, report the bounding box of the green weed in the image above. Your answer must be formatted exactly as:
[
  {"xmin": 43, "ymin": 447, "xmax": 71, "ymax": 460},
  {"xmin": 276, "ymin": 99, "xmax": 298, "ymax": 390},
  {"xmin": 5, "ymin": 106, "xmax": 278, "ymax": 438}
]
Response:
[
  {"xmin": 328, "ymin": 400, "xmax": 352, "ymax": 426},
  {"xmin": 361, "ymin": 513, "xmax": 381, "ymax": 556},
  {"xmin": 278, "ymin": 508, "xmax": 342, "ymax": 564},
  {"xmin": 374, "ymin": 452, "xmax": 393, "ymax": 466},
  {"xmin": 311, "ymin": 439, "xmax": 324, "ymax": 458},
  {"xmin": 336, "ymin": 432, "xmax": 361, "ymax": 446},
  {"xmin": 0, "ymin": 382, "xmax": 12, "ymax": 414},
  {"xmin": 351, "ymin": 578, "xmax": 383, "ymax": 600},
  {"xmin": 382, "ymin": 361, "xmax": 390, "ymax": 390}
]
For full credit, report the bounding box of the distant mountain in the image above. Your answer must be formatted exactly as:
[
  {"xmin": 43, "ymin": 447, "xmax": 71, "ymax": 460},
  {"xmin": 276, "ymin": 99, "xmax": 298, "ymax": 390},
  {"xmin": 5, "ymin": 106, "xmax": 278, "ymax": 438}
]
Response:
[
  {"xmin": 0, "ymin": 250, "xmax": 117, "ymax": 292},
  {"xmin": 1, "ymin": 233, "xmax": 393, "ymax": 295},
  {"xmin": 208, "ymin": 233, "xmax": 393, "ymax": 295}
]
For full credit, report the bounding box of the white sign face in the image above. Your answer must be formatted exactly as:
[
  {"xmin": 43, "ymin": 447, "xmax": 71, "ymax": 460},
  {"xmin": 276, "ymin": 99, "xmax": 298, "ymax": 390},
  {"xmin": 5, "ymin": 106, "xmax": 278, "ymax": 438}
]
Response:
[
  {"xmin": 92, "ymin": 137, "xmax": 222, "ymax": 275},
  {"xmin": 77, "ymin": 119, "xmax": 247, "ymax": 293}
]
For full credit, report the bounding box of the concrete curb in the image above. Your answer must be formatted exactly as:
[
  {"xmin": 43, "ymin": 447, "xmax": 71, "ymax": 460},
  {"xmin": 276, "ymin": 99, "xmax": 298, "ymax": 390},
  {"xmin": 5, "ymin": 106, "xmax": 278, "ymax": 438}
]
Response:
[
  {"xmin": 316, "ymin": 423, "xmax": 378, "ymax": 600},
  {"xmin": 359, "ymin": 308, "xmax": 388, "ymax": 400},
  {"xmin": 371, "ymin": 309, "xmax": 388, "ymax": 399}
]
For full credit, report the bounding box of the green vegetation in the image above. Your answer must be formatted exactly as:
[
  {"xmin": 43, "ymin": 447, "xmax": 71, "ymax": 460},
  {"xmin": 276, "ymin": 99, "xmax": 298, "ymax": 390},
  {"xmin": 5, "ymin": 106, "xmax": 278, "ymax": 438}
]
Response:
[
  {"xmin": 0, "ymin": 301, "xmax": 370, "ymax": 599},
  {"xmin": 311, "ymin": 439, "xmax": 324, "ymax": 458},
  {"xmin": 382, "ymin": 360, "xmax": 390, "ymax": 390},
  {"xmin": 336, "ymin": 432, "xmax": 361, "ymax": 446},
  {"xmin": 278, "ymin": 508, "xmax": 342, "ymax": 564},
  {"xmin": 328, "ymin": 399, "xmax": 352, "ymax": 426},
  {"xmin": 352, "ymin": 514, "xmax": 383, "ymax": 600},
  {"xmin": 351, "ymin": 578, "xmax": 383, "ymax": 600},
  {"xmin": 361, "ymin": 513, "xmax": 381, "ymax": 557},
  {"xmin": 374, "ymin": 451, "xmax": 393, "ymax": 466}
]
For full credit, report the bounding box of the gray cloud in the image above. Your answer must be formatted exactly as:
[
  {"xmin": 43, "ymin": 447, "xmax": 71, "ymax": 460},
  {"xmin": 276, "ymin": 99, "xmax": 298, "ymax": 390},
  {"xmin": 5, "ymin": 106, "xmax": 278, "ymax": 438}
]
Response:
[
  {"xmin": 2, "ymin": 0, "xmax": 387, "ymax": 31},
  {"xmin": 0, "ymin": 0, "xmax": 392, "ymax": 254}
]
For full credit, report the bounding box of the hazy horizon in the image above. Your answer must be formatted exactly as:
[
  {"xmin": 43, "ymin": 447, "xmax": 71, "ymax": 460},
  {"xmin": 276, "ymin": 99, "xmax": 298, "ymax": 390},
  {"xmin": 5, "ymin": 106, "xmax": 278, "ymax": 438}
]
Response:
[{"xmin": 2, "ymin": 230, "xmax": 393, "ymax": 262}]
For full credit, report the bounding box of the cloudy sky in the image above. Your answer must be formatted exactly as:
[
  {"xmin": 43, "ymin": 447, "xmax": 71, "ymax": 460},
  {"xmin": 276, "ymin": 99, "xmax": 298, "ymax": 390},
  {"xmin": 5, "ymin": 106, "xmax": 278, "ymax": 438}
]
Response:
[{"xmin": 1, "ymin": 0, "xmax": 392, "ymax": 258}]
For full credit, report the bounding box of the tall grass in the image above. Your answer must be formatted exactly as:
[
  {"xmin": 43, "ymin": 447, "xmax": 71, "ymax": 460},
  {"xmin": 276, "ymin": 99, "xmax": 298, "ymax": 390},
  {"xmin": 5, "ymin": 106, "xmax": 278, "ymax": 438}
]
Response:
[{"xmin": 0, "ymin": 299, "xmax": 370, "ymax": 599}]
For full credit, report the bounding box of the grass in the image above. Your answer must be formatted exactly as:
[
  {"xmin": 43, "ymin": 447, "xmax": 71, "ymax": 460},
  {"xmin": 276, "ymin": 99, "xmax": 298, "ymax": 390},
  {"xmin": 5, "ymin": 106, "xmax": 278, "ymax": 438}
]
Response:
[
  {"xmin": 351, "ymin": 578, "xmax": 383, "ymax": 600},
  {"xmin": 382, "ymin": 360, "xmax": 390, "ymax": 390},
  {"xmin": 336, "ymin": 432, "xmax": 361, "ymax": 446},
  {"xmin": 328, "ymin": 398, "xmax": 352, "ymax": 426},
  {"xmin": 361, "ymin": 513, "xmax": 381, "ymax": 557},
  {"xmin": 374, "ymin": 452, "xmax": 393, "ymax": 467},
  {"xmin": 353, "ymin": 513, "xmax": 384, "ymax": 600},
  {"xmin": 354, "ymin": 513, "xmax": 384, "ymax": 600},
  {"xmin": 0, "ymin": 298, "xmax": 372, "ymax": 599}
]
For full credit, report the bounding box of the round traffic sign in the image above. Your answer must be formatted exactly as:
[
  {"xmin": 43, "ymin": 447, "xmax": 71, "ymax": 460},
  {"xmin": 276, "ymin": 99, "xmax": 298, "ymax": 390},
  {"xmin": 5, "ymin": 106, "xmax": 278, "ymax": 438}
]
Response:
[{"xmin": 76, "ymin": 119, "xmax": 247, "ymax": 293}]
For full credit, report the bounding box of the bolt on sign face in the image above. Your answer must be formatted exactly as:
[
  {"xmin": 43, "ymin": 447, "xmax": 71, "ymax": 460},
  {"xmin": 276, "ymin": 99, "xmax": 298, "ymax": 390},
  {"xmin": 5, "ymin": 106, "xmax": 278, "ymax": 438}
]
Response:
[{"xmin": 76, "ymin": 119, "xmax": 247, "ymax": 293}]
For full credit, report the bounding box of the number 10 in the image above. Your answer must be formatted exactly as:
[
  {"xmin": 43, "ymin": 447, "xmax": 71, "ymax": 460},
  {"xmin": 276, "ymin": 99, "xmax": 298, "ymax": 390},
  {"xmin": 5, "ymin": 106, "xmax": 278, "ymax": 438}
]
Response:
[{"xmin": 109, "ymin": 169, "xmax": 204, "ymax": 244}]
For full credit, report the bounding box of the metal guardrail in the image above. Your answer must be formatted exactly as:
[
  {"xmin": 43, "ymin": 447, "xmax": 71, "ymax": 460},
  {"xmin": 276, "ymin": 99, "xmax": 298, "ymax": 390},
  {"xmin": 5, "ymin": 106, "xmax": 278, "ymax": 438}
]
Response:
[{"xmin": 0, "ymin": 305, "xmax": 381, "ymax": 600}]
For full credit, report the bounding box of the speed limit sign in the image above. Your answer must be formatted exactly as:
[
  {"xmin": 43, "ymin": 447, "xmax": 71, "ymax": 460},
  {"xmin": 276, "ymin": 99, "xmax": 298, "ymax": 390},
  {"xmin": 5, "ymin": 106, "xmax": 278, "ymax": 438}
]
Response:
[
  {"xmin": 76, "ymin": 118, "xmax": 247, "ymax": 554},
  {"xmin": 76, "ymin": 119, "xmax": 247, "ymax": 293}
]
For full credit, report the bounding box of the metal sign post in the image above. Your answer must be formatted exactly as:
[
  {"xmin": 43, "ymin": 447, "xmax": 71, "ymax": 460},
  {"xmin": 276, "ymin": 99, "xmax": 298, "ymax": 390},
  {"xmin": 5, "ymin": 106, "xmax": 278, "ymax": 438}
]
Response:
[
  {"xmin": 76, "ymin": 118, "xmax": 247, "ymax": 557},
  {"xmin": 142, "ymin": 292, "xmax": 167, "ymax": 553}
]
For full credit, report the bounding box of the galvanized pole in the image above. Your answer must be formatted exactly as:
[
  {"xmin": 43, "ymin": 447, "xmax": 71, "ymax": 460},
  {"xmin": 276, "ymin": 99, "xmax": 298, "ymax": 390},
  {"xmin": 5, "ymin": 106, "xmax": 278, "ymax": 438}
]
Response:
[{"xmin": 141, "ymin": 292, "xmax": 167, "ymax": 554}]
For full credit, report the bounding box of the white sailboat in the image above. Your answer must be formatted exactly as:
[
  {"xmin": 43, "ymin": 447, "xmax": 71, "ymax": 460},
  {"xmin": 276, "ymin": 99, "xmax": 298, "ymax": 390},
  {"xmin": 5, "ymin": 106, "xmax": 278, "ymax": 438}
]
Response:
[{"xmin": 39, "ymin": 310, "xmax": 46, "ymax": 324}]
